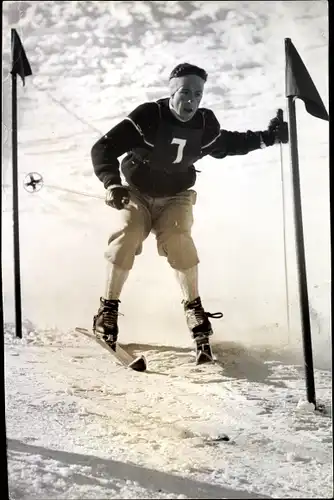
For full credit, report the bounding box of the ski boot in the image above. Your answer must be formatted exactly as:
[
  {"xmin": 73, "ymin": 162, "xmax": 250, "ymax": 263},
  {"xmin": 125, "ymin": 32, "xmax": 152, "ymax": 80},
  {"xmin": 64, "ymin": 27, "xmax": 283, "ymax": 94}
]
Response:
[
  {"xmin": 93, "ymin": 297, "xmax": 120, "ymax": 351},
  {"xmin": 183, "ymin": 297, "xmax": 223, "ymax": 364}
]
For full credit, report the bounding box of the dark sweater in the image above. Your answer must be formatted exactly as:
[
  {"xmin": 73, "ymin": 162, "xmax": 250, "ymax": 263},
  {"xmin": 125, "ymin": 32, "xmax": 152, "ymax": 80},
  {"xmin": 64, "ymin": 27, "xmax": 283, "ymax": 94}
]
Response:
[{"xmin": 91, "ymin": 97, "xmax": 274, "ymax": 196}]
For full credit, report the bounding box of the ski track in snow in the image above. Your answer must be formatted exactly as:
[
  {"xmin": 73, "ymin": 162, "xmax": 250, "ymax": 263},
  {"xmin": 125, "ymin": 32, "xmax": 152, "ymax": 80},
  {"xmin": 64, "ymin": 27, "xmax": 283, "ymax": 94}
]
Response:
[
  {"xmin": 2, "ymin": 1, "xmax": 331, "ymax": 499},
  {"xmin": 5, "ymin": 325, "xmax": 332, "ymax": 499}
]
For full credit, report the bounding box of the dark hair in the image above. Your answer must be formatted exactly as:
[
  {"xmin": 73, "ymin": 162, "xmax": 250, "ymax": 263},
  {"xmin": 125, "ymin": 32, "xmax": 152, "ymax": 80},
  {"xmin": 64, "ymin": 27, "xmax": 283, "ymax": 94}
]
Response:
[{"xmin": 169, "ymin": 63, "xmax": 208, "ymax": 82}]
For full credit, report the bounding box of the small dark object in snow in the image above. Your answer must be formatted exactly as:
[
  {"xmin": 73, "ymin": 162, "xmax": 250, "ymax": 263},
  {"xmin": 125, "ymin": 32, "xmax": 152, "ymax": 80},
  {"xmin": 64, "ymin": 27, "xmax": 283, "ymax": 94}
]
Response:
[
  {"xmin": 212, "ymin": 434, "xmax": 230, "ymax": 442},
  {"xmin": 315, "ymin": 403, "xmax": 328, "ymax": 415}
]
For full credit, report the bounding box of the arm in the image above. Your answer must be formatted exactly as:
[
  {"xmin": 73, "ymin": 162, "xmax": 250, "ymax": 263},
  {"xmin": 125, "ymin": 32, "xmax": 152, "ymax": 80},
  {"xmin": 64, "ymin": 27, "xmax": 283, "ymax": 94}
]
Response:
[
  {"xmin": 208, "ymin": 129, "xmax": 267, "ymax": 159},
  {"xmin": 208, "ymin": 113, "xmax": 288, "ymax": 159},
  {"xmin": 91, "ymin": 120, "xmax": 141, "ymax": 188},
  {"xmin": 91, "ymin": 102, "xmax": 160, "ymax": 188}
]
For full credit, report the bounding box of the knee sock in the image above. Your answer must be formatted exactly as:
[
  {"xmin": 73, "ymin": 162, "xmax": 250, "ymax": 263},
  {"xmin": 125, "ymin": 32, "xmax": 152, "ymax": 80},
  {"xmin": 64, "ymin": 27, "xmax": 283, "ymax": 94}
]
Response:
[
  {"xmin": 104, "ymin": 264, "xmax": 129, "ymax": 300},
  {"xmin": 174, "ymin": 265, "xmax": 199, "ymax": 303}
]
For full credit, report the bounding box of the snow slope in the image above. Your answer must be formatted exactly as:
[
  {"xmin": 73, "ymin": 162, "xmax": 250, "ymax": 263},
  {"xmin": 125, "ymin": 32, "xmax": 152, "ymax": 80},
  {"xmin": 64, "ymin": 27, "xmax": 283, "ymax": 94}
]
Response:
[
  {"xmin": 5, "ymin": 324, "xmax": 332, "ymax": 499},
  {"xmin": 2, "ymin": 1, "xmax": 331, "ymax": 498}
]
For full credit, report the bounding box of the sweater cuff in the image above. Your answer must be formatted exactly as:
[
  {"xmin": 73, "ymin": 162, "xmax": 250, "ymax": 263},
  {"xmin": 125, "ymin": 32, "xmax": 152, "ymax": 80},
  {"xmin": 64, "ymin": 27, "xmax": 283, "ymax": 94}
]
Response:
[
  {"xmin": 105, "ymin": 183, "xmax": 123, "ymax": 190},
  {"xmin": 259, "ymin": 130, "xmax": 275, "ymax": 148},
  {"xmin": 103, "ymin": 176, "xmax": 122, "ymax": 189}
]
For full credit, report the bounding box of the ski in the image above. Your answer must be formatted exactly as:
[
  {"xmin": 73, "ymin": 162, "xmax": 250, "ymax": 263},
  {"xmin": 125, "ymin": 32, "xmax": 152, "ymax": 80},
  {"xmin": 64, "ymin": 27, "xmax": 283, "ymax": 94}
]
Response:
[
  {"xmin": 194, "ymin": 338, "xmax": 214, "ymax": 365},
  {"xmin": 75, "ymin": 327, "xmax": 147, "ymax": 372}
]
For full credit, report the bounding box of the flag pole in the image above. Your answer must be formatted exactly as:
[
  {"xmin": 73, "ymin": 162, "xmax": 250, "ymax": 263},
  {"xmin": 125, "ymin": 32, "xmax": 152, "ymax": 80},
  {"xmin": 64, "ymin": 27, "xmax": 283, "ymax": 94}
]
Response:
[
  {"xmin": 284, "ymin": 36, "xmax": 329, "ymax": 410},
  {"xmin": 1, "ymin": 78, "xmax": 10, "ymax": 500},
  {"xmin": 286, "ymin": 94, "xmax": 316, "ymax": 406},
  {"xmin": 11, "ymin": 31, "xmax": 23, "ymax": 339}
]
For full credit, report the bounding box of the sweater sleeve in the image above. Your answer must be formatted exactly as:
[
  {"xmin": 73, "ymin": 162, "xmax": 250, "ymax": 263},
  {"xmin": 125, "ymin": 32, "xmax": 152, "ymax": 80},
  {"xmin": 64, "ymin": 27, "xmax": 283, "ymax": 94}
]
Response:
[
  {"xmin": 206, "ymin": 128, "xmax": 276, "ymax": 159},
  {"xmin": 91, "ymin": 102, "xmax": 160, "ymax": 188},
  {"xmin": 208, "ymin": 129, "xmax": 266, "ymax": 159}
]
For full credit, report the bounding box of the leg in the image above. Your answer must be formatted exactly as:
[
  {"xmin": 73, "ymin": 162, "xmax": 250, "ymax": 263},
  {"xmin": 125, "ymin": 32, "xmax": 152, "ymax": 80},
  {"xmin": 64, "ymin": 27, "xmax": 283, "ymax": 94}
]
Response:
[
  {"xmin": 94, "ymin": 191, "xmax": 151, "ymax": 343},
  {"xmin": 153, "ymin": 189, "xmax": 199, "ymax": 273},
  {"xmin": 104, "ymin": 264, "xmax": 129, "ymax": 301},
  {"xmin": 174, "ymin": 265, "xmax": 199, "ymax": 302},
  {"xmin": 104, "ymin": 191, "xmax": 151, "ymax": 271},
  {"xmin": 153, "ymin": 190, "xmax": 222, "ymax": 348}
]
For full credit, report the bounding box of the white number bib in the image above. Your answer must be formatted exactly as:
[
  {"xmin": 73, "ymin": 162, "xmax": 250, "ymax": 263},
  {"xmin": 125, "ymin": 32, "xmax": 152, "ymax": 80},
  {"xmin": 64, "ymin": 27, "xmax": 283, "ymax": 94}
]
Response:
[{"xmin": 171, "ymin": 138, "xmax": 187, "ymax": 164}]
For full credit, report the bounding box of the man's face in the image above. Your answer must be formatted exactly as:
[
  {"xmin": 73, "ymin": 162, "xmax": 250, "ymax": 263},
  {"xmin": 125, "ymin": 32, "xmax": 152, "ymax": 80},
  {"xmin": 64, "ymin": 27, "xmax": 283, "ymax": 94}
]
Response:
[{"xmin": 169, "ymin": 74, "xmax": 205, "ymax": 122}]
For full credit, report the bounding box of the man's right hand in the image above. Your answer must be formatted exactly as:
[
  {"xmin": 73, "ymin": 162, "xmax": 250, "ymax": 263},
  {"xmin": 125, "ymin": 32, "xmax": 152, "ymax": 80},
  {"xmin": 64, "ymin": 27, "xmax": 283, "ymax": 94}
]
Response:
[{"xmin": 105, "ymin": 185, "xmax": 130, "ymax": 210}]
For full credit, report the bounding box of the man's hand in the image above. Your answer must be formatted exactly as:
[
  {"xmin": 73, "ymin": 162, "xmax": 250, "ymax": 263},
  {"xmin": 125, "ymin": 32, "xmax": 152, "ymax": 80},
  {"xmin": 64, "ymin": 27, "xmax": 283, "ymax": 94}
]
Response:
[
  {"xmin": 268, "ymin": 109, "xmax": 289, "ymax": 144},
  {"xmin": 105, "ymin": 185, "xmax": 130, "ymax": 210}
]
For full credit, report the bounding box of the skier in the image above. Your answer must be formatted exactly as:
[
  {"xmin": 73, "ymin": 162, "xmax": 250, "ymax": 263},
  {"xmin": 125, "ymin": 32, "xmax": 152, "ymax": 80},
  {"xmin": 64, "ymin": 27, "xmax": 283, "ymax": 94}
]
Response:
[{"xmin": 91, "ymin": 62, "xmax": 288, "ymax": 360}]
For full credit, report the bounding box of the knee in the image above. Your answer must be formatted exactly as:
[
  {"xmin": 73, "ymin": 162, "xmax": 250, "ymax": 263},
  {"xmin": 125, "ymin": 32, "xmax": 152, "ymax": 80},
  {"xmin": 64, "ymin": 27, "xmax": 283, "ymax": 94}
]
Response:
[
  {"xmin": 104, "ymin": 224, "xmax": 145, "ymax": 269},
  {"xmin": 107, "ymin": 224, "xmax": 145, "ymax": 248},
  {"xmin": 156, "ymin": 231, "xmax": 199, "ymax": 270}
]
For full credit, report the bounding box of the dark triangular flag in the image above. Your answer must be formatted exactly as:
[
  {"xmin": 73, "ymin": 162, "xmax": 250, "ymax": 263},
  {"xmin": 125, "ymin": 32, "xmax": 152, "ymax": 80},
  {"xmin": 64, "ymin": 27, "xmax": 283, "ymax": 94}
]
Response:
[
  {"xmin": 285, "ymin": 38, "xmax": 328, "ymax": 121},
  {"xmin": 11, "ymin": 29, "xmax": 32, "ymax": 86}
]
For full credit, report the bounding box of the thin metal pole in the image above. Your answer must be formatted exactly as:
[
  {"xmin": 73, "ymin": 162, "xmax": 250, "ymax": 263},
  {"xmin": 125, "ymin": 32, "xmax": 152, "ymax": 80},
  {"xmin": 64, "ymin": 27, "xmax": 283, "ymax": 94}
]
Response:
[{"xmin": 279, "ymin": 140, "xmax": 291, "ymax": 336}]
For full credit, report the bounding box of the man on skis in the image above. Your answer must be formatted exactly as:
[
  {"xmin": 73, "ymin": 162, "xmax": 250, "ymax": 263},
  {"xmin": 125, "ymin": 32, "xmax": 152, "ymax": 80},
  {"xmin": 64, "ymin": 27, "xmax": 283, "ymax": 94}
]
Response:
[{"xmin": 91, "ymin": 62, "xmax": 288, "ymax": 362}]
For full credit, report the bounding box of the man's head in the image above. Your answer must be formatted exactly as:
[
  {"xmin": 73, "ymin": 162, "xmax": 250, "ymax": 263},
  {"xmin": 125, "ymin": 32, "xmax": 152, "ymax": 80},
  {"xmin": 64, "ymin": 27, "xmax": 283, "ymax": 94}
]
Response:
[{"xmin": 168, "ymin": 63, "xmax": 207, "ymax": 122}]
